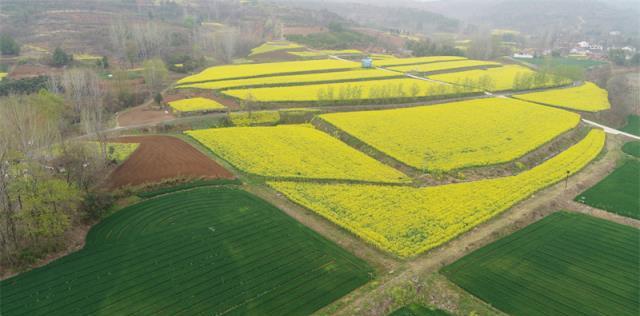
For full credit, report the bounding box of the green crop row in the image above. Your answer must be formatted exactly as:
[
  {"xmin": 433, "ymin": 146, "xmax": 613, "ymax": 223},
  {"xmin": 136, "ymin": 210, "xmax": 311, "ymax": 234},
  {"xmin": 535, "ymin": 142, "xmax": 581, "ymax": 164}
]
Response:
[{"xmin": 442, "ymin": 212, "xmax": 639, "ymax": 316}]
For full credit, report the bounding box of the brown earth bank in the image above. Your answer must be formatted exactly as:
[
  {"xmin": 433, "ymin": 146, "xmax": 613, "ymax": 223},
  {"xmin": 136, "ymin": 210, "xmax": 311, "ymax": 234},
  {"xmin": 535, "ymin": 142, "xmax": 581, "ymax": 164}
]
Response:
[
  {"xmin": 117, "ymin": 104, "xmax": 175, "ymax": 127},
  {"xmin": 106, "ymin": 135, "xmax": 234, "ymax": 188}
]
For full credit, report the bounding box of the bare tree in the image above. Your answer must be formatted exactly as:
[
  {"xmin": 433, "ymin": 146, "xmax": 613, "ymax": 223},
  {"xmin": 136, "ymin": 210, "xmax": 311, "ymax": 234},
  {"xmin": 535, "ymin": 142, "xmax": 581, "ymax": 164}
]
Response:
[{"xmin": 57, "ymin": 69, "xmax": 108, "ymax": 159}]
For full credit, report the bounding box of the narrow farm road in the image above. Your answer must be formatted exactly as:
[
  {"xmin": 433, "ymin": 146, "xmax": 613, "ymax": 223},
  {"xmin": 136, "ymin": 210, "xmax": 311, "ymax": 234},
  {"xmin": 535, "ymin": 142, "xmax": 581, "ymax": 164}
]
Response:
[{"xmin": 582, "ymin": 118, "xmax": 640, "ymax": 140}]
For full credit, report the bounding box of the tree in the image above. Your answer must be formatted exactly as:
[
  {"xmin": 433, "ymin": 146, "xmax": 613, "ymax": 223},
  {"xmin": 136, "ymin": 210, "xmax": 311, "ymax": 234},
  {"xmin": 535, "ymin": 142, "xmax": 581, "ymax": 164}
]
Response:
[
  {"xmin": 0, "ymin": 34, "xmax": 20, "ymax": 55},
  {"xmin": 142, "ymin": 58, "xmax": 168, "ymax": 95},
  {"xmin": 608, "ymin": 49, "xmax": 627, "ymax": 66},
  {"xmin": 96, "ymin": 56, "xmax": 109, "ymax": 69},
  {"xmin": 154, "ymin": 92, "xmax": 163, "ymax": 105},
  {"xmin": 51, "ymin": 47, "xmax": 72, "ymax": 67}
]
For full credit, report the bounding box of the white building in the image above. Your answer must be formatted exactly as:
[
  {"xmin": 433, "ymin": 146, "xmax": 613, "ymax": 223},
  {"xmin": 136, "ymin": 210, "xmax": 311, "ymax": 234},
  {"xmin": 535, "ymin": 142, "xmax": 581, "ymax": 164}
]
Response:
[{"xmin": 577, "ymin": 41, "xmax": 590, "ymax": 48}]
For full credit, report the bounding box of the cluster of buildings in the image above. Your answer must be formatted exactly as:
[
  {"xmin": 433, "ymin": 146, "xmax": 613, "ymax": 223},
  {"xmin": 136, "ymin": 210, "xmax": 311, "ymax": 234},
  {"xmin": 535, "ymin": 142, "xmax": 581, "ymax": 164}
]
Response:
[{"xmin": 513, "ymin": 40, "xmax": 636, "ymax": 62}]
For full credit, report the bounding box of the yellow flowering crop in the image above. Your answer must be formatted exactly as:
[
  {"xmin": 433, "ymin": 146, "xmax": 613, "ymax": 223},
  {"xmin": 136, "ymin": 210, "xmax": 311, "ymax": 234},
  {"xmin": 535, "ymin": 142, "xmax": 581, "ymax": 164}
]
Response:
[
  {"xmin": 186, "ymin": 125, "xmax": 410, "ymax": 183},
  {"xmin": 82, "ymin": 142, "xmax": 138, "ymax": 162},
  {"xmin": 269, "ymin": 129, "xmax": 605, "ymax": 257},
  {"xmin": 167, "ymin": 97, "xmax": 226, "ymax": 112},
  {"xmin": 388, "ymin": 60, "xmax": 502, "ymax": 73},
  {"xmin": 0, "ymin": 72, "xmax": 7, "ymax": 80},
  {"xmin": 375, "ymin": 56, "xmax": 467, "ymax": 67},
  {"xmin": 104, "ymin": 143, "xmax": 139, "ymax": 162},
  {"xmin": 319, "ymin": 98, "xmax": 580, "ymax": 172},
  {"xmin": 178, "ymin": 69, "xmax": 400, "ymax": 90},
  {"xmin": 430, "ymin": 65, "xmax": 571, "ymax": 91},
  {"xmin": 177, "ymin": 59, "xmax": 359, "ymax": 84},
  {"xmin": 222, "ymin": 78, "xmax": 458, "ymax": 102},
  {"xmin": 249, "ymin": 41, "xmax": 303, "ymax": 56},
  {"xmin": 229, "ymin": 111, "xmax": 280, "ymax": 126},
  {"xmin": 289, "ymin": 49, "xmax": 363, "ymax": 57},
  {"xmin": 513, "ymin": 82, "xmax": 610, "ymax": 112}
]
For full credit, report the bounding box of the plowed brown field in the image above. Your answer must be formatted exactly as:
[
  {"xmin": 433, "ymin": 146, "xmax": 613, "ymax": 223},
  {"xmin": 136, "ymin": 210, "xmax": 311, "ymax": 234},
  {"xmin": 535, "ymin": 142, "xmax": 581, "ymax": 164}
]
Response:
[{"xmin": 107, "ymin": 135, "xmax": 234, "ymax": 188}]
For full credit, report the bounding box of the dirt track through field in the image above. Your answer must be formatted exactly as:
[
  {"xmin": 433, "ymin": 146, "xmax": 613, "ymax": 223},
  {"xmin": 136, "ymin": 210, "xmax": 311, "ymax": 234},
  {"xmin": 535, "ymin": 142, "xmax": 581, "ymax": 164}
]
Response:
[{"xmin": 107, "ymin": 135, "xmax": 234, "ymax": 188}]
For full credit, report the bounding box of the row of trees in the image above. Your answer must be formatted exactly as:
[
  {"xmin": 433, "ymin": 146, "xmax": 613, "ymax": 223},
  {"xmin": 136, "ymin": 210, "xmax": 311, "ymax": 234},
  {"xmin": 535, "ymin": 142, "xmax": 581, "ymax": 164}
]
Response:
[{"xmin": 0, "ymin": 91, "xmax": 113, "ymax": 267}]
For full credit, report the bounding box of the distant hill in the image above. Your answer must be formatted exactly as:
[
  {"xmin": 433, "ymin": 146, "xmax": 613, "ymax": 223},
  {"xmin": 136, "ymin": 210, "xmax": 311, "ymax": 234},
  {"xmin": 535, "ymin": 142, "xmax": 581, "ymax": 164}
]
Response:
[
  {"xmin": 270, "ymin": 0, "xmax": 461, "ymax": 34},
  {"xmin": 424, "ymin": 0, "xmax": 640, "ymax": 36}
]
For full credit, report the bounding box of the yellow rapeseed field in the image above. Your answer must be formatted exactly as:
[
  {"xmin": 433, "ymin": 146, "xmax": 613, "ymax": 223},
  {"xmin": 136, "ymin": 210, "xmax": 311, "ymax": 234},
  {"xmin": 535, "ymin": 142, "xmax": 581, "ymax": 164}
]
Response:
[
  {"xmin": 375, "ymin": 56, "xmax": 467, "ymax": 67},
  {"xmin": 249, "ymin": 41, "xmax": 303, "ymax": 56},
  {"xmin": 289, "ymin": 49, "xmax": 363, "ymax": 57},
  {"xmin": 178, "ymin": 69, "xmax": 399, "ymax": 90},
  {"xmin": 429, "ymin": 64, "xmax": 571, "ymax": 91},
  {"xmin": 229, "ymin": 111, "xmax": 280, "ymax": 126},
  {"xmin": 388, "ymin": 60, "xmax": 502, "ymax": 73},
  {"xmin": 269, "ymin": 129, "xmax": 605, "ymax": 257},
  {"xmin": 319, "ymin": 98, "xmax": 581, "ymax": 171},
  {"xmin": 177, "ymin": 59, "xmax": 359, "ymax": 84},
  {"xmin": 513, "ymin": 82, "xmax": 610, "ymax": 112},
  {"xmin": 167, "ymin": 97, "xmax": 226, "ymax": 112},
  {"xmin": 222, "ymin": 78, "xmax": 459, "ymax": 102},
  {"xmin": 186, "ymin": 125, "xmax": 410, "ymax": 183}
]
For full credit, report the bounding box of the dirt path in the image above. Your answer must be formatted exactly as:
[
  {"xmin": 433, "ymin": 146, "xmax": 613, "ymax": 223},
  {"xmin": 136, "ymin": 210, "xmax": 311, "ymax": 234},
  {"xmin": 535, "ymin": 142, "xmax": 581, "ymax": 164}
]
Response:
[{"xmin": 107, "ymin": 135, "xmax": 234, "ymax": 188}]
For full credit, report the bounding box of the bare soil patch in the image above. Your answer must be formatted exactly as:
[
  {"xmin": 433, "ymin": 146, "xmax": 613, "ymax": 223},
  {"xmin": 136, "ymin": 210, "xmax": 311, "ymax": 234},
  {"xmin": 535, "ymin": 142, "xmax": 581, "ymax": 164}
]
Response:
[
  {"xmin": 283, "ymin": 25, "xmax": 326, "ymax": 36},
  {"xmin": 8, "ymin": 64, "xmax": 61, "ymax": 79},
  {"xmin": 117, "ymin": 104, "xmax": 175, "ymax": 127},
  {"xmin": 107, "ymin": 135, "xmax": 235, "ymax": 188}
]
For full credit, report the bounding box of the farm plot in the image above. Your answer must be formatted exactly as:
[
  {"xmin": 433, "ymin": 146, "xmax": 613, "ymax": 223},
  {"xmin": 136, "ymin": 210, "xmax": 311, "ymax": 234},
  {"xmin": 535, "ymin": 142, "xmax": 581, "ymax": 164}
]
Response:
[
  {"xmin": 107, "ymin": 136, "xmax": 234, "ymax": 188},
  {"xmin": 0, "ymin": 187, "xmax": 373, "ymax": 316},
  {"xmin": 442, "ymin": 211, "xmax": 639, "ymax": 316},
  {"xmin": 621, "ymin": 115, "xmax": 640, "ymax": 136},
  {"xmin": 270, "ymin": 130, "xmax": 605, "ymax": 257},
  {"xmin": 249, "ymin": 41, "xmax": 303, "ymax": 56},
  {"xmin": 222, "ymin": 78, "xmax": 460, "ymax": 103},
  {"xmin": 319, "ymin": 98, "xmax": 580, "ymax": 172},
  {"xmin": 167, "ymin": 97, "xmax": 226, "ymax": 112},
  {"xmin": 513, "ymin": 82, "xmax": 610, "ymax": 112},
  {"xmin": 177, "ymin": 59, "xmax": 359, "ymax": 84},
  {"xmin": 387, "ymin": 60, "xmax": 501, "ymax": 73},
  {"xmin": 178, "ymin": 68, "xmax": 400, "ymax": 90},
  {"xmin": 289, "ymin": 49, "xmax": 362, "ymax": 57},
  {"xmin": 575, "ymin": 160, "xmax": 640, "ymax": 219},
  {"xmin": 186, "ymin": 125, "xmax": 410, "ymax": 183},
  {"xmin": 375, "ymin": 56, "xmax": 467, "ymax": 67},
  {"xmin": 429, "ymin": 65, "xmax": 570, "ymax": 91},
  {"xmin": 622, "ymin": 141, "xmax": 640, "ymax": 157}
]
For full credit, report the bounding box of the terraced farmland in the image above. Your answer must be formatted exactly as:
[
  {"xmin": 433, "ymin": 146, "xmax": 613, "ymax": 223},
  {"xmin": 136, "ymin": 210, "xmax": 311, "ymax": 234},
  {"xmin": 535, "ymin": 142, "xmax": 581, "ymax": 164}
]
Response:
[
  {"xmin": 375, "ymin": 56, "xmax": 467, "ymax": 67},
  {"xmin": 186, "ymin": 124, "xmax": 410, "ymax": 182},
  {"xmin": 0, "ymin": 187, "xmax": 372, "ymax": 316},
  {"xmin": 513, "ymin": 82, "xmax": 610, "ymax": 112},
  {"xmin": 223, "ymin": 78, "xmax": 460, "ymax": 102},
  {"xmin": 319, "ymin": 98, "xmax": 580, "ymax": 171},
  {"xmin": 177, "ymin": 59, "xmax": 359, "ymax": 84},
  {"xmin": 430, "ymin": 64, "xmax": 570, "ymax": 91},
  {"xmin": 249, "ymin": 41, "xmax": 303, "ymax": 56},
  {"xmin": 178, "ymin": 68, "xmax": 400, "ymax": 90},
  {"xmin": 442, "ymin": 212, "xmax": 640, "ymax": 316},
  {"xmin": 387, "ymin": 60, "xmax": 501, "ymax": 73},
  {"xmin": 575, "ymin": 160, "xmax": 640, "ymax": 219},
  {"xmin": 270, "ymin": 130, "xmax": 605, "ymax": 257}
]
